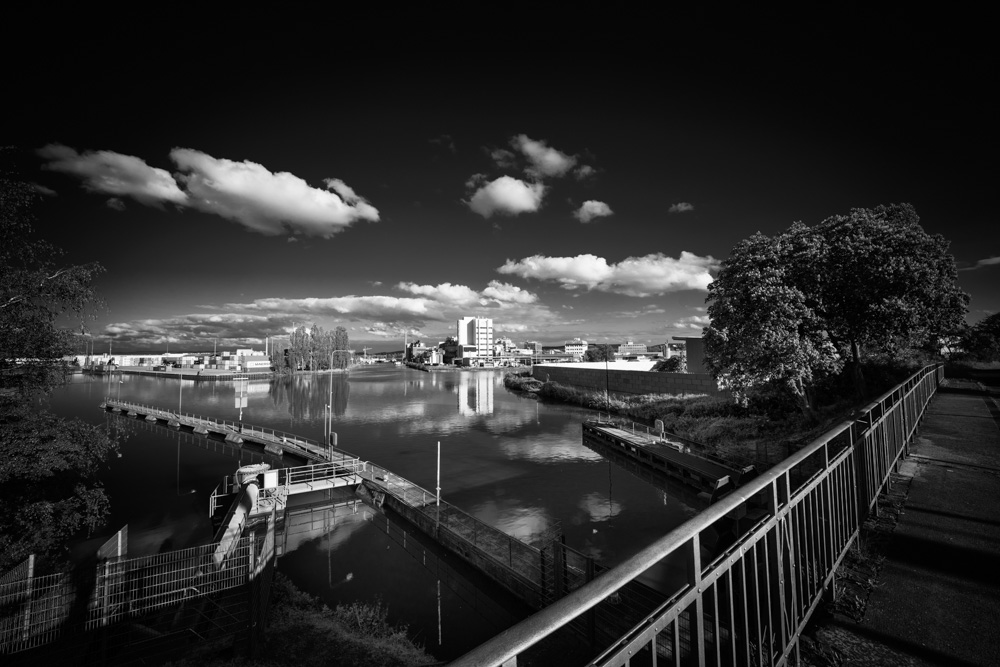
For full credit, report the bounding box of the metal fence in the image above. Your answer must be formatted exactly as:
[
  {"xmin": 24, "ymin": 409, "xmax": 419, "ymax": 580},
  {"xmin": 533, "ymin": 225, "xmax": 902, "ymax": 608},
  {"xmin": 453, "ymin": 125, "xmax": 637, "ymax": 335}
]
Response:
[
  {"xmin": 0, "ymin": 512, "xmax": 278, "ymax": 662},
  {"xmin": 450, "ymin": 364, "xmax": 943, "ymax": 667},
  {"xmin": 361, "ymin": 462, "xmax": 549, "ymax": 587}
]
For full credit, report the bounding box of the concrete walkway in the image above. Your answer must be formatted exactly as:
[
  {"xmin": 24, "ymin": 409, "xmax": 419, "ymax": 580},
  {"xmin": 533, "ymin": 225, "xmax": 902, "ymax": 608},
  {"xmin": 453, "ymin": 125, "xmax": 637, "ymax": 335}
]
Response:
[{"xmin": 813, "ymin": 384, "xmax": 1000, "ymax": 666}]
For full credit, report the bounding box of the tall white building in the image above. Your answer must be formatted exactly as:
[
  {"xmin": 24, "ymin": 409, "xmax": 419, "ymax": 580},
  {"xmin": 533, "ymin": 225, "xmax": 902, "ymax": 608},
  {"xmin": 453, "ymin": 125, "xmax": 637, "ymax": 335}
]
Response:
[
  {"xmin": 564, "ymin": 340, "xmax": 588, "ymax": 359},
  {"xmin": 457, "ymin": 317, "xmax": 493, "ymax": 358}
]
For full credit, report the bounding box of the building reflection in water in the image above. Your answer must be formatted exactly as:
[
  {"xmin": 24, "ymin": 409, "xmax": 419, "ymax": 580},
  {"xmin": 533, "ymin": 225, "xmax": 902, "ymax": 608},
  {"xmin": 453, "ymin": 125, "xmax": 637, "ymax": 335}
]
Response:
[{"xmin": 457, "ymin": 371, "xmax": 494, "ymax": 416}]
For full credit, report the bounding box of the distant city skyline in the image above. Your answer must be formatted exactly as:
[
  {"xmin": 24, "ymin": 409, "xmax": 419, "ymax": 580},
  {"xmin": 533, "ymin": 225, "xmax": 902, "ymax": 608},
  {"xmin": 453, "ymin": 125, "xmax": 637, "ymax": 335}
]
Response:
[{"xmin": 6, "ymin": 13, "xmax": 996, "ymax": 354}]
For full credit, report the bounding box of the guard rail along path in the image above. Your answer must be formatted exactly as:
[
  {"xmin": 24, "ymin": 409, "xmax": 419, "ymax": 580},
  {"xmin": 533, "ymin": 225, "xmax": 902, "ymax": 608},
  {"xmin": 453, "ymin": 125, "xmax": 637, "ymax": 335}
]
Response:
[{"xmin": 450, "ymin": 364, "xmax": 943, "ymax": 667}]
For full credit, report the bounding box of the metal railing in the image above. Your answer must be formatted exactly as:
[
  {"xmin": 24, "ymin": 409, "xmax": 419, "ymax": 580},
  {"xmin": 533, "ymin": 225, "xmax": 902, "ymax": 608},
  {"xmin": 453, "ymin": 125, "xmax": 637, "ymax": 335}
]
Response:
[{"xmin": 450, "ymin": 364, "xmax": 943, "ymax": 666}]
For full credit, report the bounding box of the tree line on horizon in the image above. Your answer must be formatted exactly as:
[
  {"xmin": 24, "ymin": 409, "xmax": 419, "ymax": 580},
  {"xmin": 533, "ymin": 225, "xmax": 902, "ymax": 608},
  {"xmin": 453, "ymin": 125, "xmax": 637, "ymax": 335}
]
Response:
[{"xmin": 271, "ymin": 324, "xmax": 353, "ymax": 372}]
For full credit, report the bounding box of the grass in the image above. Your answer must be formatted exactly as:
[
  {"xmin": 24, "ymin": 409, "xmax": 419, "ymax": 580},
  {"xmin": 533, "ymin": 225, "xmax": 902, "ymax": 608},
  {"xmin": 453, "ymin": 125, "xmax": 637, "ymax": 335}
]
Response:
[{"xmin": 166, "ymin": 573, "xmax": 436, "ymax": 667}]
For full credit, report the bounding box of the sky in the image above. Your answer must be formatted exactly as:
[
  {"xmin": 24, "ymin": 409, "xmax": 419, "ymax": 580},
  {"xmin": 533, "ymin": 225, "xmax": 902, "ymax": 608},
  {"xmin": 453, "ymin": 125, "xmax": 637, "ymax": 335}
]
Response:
[{"xmin": 5, "ymin": 10, "xmax": 997, "ymax": 354}]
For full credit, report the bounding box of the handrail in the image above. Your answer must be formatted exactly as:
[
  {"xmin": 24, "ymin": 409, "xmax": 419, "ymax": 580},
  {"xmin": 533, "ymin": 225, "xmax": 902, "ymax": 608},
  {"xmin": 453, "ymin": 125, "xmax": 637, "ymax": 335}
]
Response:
[{"xmin": 449, "ymin": 363, "xmax": 943, "ymax": 666}]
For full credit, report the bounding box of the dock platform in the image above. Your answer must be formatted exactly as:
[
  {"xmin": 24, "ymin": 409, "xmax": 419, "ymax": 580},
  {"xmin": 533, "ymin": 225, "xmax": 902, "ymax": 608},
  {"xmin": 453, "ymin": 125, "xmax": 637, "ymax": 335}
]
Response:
[{"xmin": 583, "ymin": 419, "xmax": 755, "ymax": 500}]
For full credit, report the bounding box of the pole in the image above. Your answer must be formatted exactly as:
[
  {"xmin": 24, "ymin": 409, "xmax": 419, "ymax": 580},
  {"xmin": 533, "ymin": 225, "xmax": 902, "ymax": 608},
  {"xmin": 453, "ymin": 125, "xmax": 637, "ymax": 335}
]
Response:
[
  {"xmin": 179, "ymin": 376, "xmax": 182, "ymax": 414},
  {"xmin": 436, "ymin": 440, "xmax": 441, "ymax": 533}
]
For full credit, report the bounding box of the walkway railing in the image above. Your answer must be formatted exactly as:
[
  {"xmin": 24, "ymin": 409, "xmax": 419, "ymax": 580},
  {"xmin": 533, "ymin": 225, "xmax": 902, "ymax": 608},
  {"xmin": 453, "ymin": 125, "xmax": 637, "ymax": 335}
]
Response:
[{"xmin": 450, "ymin": 364, "xmax": 943, "ymax": 666}]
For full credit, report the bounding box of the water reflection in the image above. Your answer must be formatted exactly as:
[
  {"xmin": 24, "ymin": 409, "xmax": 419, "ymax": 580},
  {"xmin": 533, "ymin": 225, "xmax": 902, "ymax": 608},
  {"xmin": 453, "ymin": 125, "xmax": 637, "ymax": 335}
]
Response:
[
  {"xmin": 458, "ymin": 371, "xmax": 494, "ymax": 416},
  {"xmin": 50, "ymin": 367, "xmax": 701, "ymax": 662}
]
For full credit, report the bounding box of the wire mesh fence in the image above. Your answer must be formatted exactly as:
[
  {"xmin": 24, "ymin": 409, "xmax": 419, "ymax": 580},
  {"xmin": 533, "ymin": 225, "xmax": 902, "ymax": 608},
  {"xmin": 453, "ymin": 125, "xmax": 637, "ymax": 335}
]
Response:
[{"xmin": 0, "ymin": 518, "xmax": 277, "ymax": 662}]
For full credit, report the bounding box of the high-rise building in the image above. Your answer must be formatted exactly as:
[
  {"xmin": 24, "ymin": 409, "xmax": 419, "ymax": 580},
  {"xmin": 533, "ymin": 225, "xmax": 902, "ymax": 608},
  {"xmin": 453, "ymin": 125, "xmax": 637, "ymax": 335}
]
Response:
[{"xmin": 457, "ymin": 317, "xmax": 494, "ymax": 358}]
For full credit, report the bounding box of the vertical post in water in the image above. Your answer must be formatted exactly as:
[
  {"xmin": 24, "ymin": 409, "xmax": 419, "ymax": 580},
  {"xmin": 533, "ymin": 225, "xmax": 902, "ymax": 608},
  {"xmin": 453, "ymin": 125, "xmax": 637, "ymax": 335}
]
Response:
[{"xmin": 436, "ymin": 440, "xmax": 442, "ymax": 535}]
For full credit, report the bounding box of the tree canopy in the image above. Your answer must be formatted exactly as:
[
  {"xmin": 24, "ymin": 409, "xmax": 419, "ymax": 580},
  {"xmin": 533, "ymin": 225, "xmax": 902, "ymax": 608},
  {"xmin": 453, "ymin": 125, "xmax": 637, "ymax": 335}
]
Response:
[
  {"xmin": 1, "ymin": 175, "xmax": 118, "ymax": 573},
  {"xmin": 584, "ymin": 344, "xmax": 614, "ymax": 362},
  {"xmin": 959, "ymin": 312, "xmax": 1000, "ymax": 361},
  {"xmin": 704, "ymin": 203, "xmax": 968, "ymax": 417},
  {"xmin": 1, "ymin": 178, "xmax": 105, "ymax": 396}
]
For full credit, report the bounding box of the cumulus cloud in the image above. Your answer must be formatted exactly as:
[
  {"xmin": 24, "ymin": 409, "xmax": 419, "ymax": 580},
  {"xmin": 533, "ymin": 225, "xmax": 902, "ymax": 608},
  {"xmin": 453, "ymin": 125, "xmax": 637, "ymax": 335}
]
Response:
[
  {"xmin": 38, "ymin": 144, "xmax": 187, "ymax": 206},
  {"xmin": 106, "ymin": 198, "xmax": 126, "ymax": 211},
  {"xmin": 574, "ymin": 165, "xmax": 596, "ymax": 180},
  {"xmin": 960, "ymin": 256, "xmax": 1000, "ymax": 271},
  {"xmin": 511, "ymin": 134, "xmax": 576, "ymax": 178},
  {"xmin": 467, "ymin": 176, "xmax": 545, "ymax": 218},
  {"xmin": 672, "ymin": 314, "xmax": 711, "ymax": 329},
  {"xmin": 573, "ymin": 200, "xmax": 613, "ymax": 223},
  {"xmin": 100, "ymin": 312, "xmax": 297, "ymax": 351},
  {"xmin": 228, "ymin": 295, "xmax": 431, "ymax": 319},
  {"xmin": 396, "ymin": 282, "xmax": 481, "ymax": 306},
  {"xmin": 668, "ymin": 202, "xmax": 694, "ymax": 213},
  {"xmin": 171, "ymin": 148, "xmax": 378, "ymax": 237},
  {"xmin": 481, "ymin": 281, "xmax": 538, "ymax": 304},
  {"xmin": 497, "ymin": 251, "xmax": 720, "ymax": 297}
]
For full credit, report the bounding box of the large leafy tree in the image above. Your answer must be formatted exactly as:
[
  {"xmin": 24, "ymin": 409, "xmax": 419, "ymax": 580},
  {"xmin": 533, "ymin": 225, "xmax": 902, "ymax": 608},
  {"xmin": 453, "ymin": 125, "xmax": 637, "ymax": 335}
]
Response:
[
  {"xmin": 811, "ymin": 204, "xmax": 969, "ymax": 394},
  {"xmin": 0, "ymin": 175, "xmax": 118, "ymax": 572},
  {"xmin": 704, "ymin": 231, "xmax": 842, "ymax": 419},
  {"xmin": 705, "ymin": 203, "xmax": 968, "ymax": 415}
]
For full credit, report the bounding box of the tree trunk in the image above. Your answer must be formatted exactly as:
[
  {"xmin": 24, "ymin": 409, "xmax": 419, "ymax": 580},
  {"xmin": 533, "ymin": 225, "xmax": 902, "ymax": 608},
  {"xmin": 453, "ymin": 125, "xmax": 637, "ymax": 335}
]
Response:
[
  {"xmin": 792, "ymin": 379, "xmax": 818, "ymax": 422},
  {"xmin": 849, "ymin": 339, "xmax": 867, "ymax": 398}
]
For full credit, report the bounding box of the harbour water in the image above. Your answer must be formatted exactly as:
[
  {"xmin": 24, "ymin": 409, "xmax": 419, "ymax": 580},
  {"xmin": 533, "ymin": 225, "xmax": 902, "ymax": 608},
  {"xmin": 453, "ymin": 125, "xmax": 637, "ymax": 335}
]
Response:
[{"xmin": 45, "ymin": 365, "xmax": 703, "ymax": 661}]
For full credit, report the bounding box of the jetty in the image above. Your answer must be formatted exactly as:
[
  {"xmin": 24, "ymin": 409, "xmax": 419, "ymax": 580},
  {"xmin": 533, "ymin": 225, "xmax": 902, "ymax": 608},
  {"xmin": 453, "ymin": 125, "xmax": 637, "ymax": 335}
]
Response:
[
  {"xmin": 582, "ymin": 417, "xmax": 756, "ymax": 501},
  {"xmin": 100, "ymin": 399, "xmax": 335, "ymax": 464}
]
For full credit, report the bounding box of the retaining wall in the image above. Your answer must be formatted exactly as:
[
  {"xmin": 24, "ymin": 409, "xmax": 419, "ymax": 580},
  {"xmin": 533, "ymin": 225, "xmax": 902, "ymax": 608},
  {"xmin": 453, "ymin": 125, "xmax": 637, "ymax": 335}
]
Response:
[{"xmin": 533, "ymin": 364, "xmax": 727, "ymax": 397}]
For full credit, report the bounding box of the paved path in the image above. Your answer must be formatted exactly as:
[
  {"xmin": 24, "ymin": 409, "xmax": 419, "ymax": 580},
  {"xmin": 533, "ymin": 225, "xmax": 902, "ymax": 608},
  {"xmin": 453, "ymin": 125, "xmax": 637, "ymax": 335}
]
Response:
[{"xmin": 812, "ymin": 385, "xmax": 1000, "ymax": 666}]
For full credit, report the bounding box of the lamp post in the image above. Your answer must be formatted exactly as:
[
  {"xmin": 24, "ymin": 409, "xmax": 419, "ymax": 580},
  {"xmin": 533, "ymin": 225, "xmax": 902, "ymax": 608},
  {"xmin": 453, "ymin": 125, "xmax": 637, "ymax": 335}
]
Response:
[
  {"xmin": 604, "ymin": 344, "xmax": 610, "ymax": 410},
  {"xmin": 327, "ymin": 349, "xmax": 352, "ymax": 452}
]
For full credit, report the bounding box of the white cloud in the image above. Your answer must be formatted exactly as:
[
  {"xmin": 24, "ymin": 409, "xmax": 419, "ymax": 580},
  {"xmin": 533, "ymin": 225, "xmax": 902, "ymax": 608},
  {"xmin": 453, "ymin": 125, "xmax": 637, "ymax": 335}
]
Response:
[
  {"xmin": 574, "ymin": 165, "xmax": 596, "ymax": 180},
  {"xmin": 497, "ymin": 251, "xmax": 719, "ymax": 297},
  {"xmin": 229, "ymin": 295, "xmax": 430, "ymax": 319},
  {"xmin": 39, "ymin": 144, "xmax": 378, "ymax": 239},
  {"xmin": 38, "ymin": 144, "xmax": 187, "ymax": 206},
  {"xmin": 669, "ymin": 202, "xmax": 694, "ymax": 213},
  {"xmin": 511, "ymin": 134, "xmax": 576, "ymax": 178},
  {"xmin": 467, "ymin": 176, "xmax": 545, "ymax": 218},
  {"xmin": 481, "ymin": 281, "xmax": 537, "ymax": 304},
  {"xmin": 396, "ymin": 282, "xmax": 481, "ymax": 306},
  {"xmin": 171, "ymin": 148, "xmax": 378, "ymax": 237},
  {"xmin": 573, "ymin": 200, "xmax": 613, "ymax": 223},
  {"xmin": 960, "ymin": 256, "xmax": 1000, "ymax": 271},
  {"xmin": 671, "ymin": 315, "xmax": 711, "ymax": 329}
]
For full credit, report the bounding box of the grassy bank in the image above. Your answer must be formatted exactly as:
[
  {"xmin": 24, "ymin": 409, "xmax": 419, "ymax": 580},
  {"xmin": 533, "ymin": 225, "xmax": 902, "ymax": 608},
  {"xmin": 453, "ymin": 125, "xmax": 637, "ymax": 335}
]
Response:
[
  {"xmin": 168, "ymin": 573, "xmax": 436, "ymax": 667},
  {"xmin": 504, "ymin": 361, "xmax": 926, "ymax": 468}
]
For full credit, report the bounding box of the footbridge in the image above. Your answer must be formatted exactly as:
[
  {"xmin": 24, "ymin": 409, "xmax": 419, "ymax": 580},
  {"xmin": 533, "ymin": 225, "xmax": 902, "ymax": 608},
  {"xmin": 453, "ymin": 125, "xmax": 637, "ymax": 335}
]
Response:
[
  {"xmin": 101, "ymin": 398, "xmax": 336, "ymax": 463},
  {"xmin": 450, "ymin": 364, "xmax": 945, "ymax": 666}
]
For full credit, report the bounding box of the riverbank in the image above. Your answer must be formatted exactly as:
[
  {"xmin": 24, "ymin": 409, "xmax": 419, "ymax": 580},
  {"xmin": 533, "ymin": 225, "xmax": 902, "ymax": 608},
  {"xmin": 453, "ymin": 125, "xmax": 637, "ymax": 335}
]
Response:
[{"xmin": 503, "ymin": 363, "xmax": 927, "ymax": 470}]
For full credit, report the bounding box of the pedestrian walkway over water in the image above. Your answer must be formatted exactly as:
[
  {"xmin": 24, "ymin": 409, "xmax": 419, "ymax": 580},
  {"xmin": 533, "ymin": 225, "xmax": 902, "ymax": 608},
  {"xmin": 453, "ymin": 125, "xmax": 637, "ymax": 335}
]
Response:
[
  {"xmin": 808, "ymin": 383, "xmax": 1000, "ymax": 666},
  {"xmin": 101, "ymin": 398, "xmax": 335, "ymax": 463}
]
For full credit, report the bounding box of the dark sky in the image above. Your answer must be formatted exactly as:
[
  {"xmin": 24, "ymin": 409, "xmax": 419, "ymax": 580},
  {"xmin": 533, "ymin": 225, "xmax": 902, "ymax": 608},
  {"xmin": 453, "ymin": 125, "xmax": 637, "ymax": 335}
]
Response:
[{"xmin": 5, "ymin": 10, "xmax": 996, "ymax": 353}]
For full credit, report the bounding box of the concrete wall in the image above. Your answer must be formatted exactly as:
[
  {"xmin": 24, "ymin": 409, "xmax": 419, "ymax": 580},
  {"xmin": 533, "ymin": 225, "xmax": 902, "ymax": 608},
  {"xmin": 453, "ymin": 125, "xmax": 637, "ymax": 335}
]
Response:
[{"xmin": 533, "ymin": 363, "xmax": 726, "ymax": 397}]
